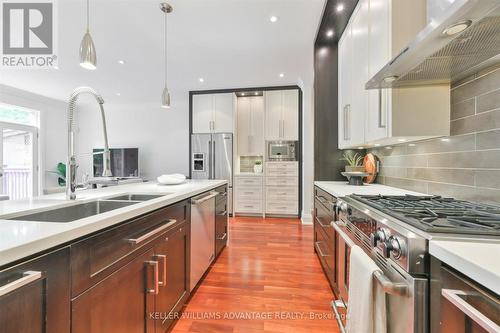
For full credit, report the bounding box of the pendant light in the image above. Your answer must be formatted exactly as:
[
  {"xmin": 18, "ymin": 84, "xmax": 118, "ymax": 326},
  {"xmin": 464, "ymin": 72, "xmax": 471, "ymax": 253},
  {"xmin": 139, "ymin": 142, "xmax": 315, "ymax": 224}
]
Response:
[
  {"xmin": 160, "ymin": 2, "xmax": 173, "ymax": 108},
  {"xmin": 80, "ymin": 0, "xmax": 97, "ymax": 70}
]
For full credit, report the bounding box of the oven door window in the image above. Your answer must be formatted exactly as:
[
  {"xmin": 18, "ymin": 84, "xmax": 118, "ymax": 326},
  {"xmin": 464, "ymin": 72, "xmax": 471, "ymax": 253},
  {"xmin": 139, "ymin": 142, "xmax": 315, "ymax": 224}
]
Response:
[{"xmin": 270, "ymin": 145, "xmax": 288, "ymax": 157}]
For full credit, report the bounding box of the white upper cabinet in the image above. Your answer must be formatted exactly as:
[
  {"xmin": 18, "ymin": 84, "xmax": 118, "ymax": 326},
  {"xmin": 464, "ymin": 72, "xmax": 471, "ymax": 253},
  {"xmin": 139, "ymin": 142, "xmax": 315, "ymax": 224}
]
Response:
[
  {"xmin": 265, "ymin": 90, "xmax": 299, "ymax": 141},
  {"xmin": 192, "ymin": 93, "xmax": 235, "ymax": 133},
  {"xmin": 237, "ymin": 96, "xmax": 264, "ymax": 156},
  {"xmin": 338, "ymin": 0, "xmax": 450, "ymax": 149}
]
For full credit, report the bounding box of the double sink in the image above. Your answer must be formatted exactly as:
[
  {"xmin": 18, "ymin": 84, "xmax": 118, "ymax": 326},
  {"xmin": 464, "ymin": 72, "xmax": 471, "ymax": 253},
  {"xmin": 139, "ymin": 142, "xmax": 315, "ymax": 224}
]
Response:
[{"xmin": 7, "ymin": 193, "xmax": 169, "ymax": 223}]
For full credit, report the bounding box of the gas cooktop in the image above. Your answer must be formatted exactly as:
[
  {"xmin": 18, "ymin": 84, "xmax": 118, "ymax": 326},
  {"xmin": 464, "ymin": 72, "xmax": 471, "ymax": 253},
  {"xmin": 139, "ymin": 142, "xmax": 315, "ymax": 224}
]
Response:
[{"xmin": 351, "ymin": 194, "xmax": 500, "ymax": 236}]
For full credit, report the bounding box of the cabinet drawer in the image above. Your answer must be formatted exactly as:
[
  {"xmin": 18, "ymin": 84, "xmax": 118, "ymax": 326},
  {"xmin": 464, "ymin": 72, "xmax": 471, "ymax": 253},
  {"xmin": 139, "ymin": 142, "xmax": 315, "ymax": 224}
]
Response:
[
  {"xmin": 266, "ymin": 162, "xmax": 298, "ymax": 170},
  {"xmin": 70, "ymin": 201, "xmax": 188, "ymax": 297},
  {"xmin": 266, "ymin": 201, "xmax": 298, "ymax": 215},
  {"xmin": 266, "ymin": 187, "xmax": 298, "ymax": 201},
  {"xmin": 265, "ymin": 176, "xmax": 298, "ymax": 187},
  {"xmin": 235, "ymin": 177, "xmax": 262, "ymax": 187},
  {"xmin": 236, "ymin": 200, "xmax": 262, "ymax": 213},
  {"xmin": 0, "ymin": 247, "xmax": 70, "ymax": 333},
  {"xmin": 314, "ymin": 199, "xmax": 335, "ymax": 242},
  {"xmin": 266, "ymin": 169, "xmax": 298, "ymax": 177},
  {"xmin": 236, "ymin": 187, "xmax": 262, "ymax": 201},
  {"xmin": 314, "ymin": 223, "xmax": 335, "ymax": 287}
]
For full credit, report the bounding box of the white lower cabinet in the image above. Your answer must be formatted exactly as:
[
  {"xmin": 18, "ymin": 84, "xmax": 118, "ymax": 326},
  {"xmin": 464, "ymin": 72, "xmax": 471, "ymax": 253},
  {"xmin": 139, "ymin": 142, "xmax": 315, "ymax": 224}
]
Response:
[
  {"xmin": 234, "ymin": 175, "xmax": 263, "ymax": 215},
  {"xmin": 265, "ymin": 162, "xmax": 298, "ymax": 216}
]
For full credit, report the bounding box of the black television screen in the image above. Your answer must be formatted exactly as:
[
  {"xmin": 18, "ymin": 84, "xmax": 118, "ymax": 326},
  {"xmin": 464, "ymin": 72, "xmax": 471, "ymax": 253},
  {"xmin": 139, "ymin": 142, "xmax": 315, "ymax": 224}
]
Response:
[{"xmin": 93, "ymin": 148, "xmax": 139, "ymax": 178}]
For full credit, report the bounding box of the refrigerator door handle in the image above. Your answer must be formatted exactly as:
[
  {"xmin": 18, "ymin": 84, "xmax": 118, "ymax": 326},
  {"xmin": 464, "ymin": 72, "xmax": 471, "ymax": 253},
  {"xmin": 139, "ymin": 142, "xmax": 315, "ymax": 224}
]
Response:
[
  {"xmin": 212, "ymin": 140, "xmax": 216, "ymax": 179},
  {"xmin": 208, "ymin": 140, "xmax": 213, "ymax": 179}
]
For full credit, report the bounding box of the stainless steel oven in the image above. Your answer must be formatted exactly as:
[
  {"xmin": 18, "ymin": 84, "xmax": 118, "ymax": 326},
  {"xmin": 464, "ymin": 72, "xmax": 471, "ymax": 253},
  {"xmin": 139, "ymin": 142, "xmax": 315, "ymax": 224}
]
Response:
[
  {"xmin": 331, "ymin": 198, "xmax": 429, "ymax": 333},
  {"xmin": 267, "ymin": 141, "xmax": 297, "ymax": 161}
]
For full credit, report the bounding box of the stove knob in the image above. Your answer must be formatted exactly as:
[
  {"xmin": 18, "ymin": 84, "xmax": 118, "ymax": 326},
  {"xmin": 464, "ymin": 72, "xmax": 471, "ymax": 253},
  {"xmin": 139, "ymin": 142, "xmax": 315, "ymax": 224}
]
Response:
[
  {"xmin": 382, "ymin": 236, "xmax": 405, "ymax": 259},
  {"xmin": 370, "ymin": 229, "xmax": 387, "ymax": 247}
]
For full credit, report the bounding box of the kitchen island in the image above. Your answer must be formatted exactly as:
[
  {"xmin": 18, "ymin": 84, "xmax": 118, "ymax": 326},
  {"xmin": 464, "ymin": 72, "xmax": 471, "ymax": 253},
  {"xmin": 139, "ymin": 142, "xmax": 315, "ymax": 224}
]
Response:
[{"xmin": 0, "ymin": 179, "xmax": 227, "ymax": 333}]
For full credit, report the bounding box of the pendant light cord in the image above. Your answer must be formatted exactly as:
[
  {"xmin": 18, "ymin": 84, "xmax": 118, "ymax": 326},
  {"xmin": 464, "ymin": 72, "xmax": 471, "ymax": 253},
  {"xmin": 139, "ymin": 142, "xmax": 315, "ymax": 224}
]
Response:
[
  {"xmin": 164, "ymin": 10, "xmax": 168, "ymax": 88},
  {"xmin": 86, "ymin": 0, "xmax": 90, "ymax": 32}
]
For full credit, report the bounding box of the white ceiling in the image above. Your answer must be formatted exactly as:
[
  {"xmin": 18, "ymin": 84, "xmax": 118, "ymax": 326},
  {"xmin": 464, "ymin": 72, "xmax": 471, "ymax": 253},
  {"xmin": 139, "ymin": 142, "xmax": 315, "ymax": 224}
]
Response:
[{"xmin": 0, "ymin": 0, "xmax": 325, "ymax": 106}]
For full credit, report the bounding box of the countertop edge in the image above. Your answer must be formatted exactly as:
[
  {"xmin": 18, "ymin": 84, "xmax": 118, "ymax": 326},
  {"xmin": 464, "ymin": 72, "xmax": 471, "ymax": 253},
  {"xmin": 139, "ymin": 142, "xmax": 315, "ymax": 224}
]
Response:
[
  {"xmin": 429, "ymin": 241, "xmax": 500, "ymax": 296},
  {"xmin": 0, "ymin": 180, "xmax": 227, "ymax": 268}
]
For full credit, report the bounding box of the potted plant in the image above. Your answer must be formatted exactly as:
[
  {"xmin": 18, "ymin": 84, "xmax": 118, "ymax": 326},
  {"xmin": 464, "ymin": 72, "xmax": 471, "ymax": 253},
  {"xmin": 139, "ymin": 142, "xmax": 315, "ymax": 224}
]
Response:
[
  {"xmin": 341, "ymin": 151, "xmax": 365, "ymax": 172},
  {"xmin": 46, "ymin": 162, "xmax": 66, "ymax": 186},
  {"xmin": 254, "ymin": 160, "xmax": 263, "ymax": 173}
]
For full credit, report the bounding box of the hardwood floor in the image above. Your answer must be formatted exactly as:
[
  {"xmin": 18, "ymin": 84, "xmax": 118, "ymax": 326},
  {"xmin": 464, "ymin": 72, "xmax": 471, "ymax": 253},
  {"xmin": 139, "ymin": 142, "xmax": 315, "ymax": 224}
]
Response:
[{"xmin": 171, "ymin": 216, "xmax": 340, "ymax": 333}]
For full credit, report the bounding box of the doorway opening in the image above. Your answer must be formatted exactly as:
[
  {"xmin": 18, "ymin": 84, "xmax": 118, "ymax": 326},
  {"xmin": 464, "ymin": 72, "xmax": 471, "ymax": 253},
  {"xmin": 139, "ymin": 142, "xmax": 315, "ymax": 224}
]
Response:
[{"xmin": 0, "ymin": 104, "xmax": 40, "ymax": 200}]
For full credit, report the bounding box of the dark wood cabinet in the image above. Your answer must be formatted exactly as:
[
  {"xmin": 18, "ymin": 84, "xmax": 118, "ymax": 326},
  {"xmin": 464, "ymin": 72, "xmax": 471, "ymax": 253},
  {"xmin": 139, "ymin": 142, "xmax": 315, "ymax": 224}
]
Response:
[
  {"xmin": 313, "ymin": 186, "xmax": 338, "ymax": 293},
  {"xmin": 0, "ymin": 247, "xmax": 70, "ymax": 333},
  {"xmin": 71, "ymin": 248, "xmax": 156, "ymax": 333},
  {"xmin": 154, "ymin": 222, "xmax": 190, "ymax": 332},
  {"xmin": 215, "ymin": 185, "xmax": 228, "ymax": 258}
]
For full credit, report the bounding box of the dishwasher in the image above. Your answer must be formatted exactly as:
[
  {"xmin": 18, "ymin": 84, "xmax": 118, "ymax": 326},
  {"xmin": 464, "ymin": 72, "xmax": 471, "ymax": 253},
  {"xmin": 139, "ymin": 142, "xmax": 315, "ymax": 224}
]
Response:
[{"xmin": 190, "ymin": 191, "xmax": 217, "ymax": 291}]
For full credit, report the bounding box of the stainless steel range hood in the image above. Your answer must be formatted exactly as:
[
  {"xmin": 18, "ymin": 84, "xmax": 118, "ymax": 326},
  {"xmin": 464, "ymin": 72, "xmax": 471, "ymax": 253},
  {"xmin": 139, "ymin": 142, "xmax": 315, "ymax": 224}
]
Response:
[{"xmin": 366, "ymin": 0, "xmax": 500, "ymax": 89}]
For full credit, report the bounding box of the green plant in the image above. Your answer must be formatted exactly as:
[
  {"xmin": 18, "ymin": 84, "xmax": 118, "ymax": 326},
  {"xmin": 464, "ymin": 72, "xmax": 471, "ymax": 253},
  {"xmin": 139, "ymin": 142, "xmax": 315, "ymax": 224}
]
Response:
[
  {"xmin": 255, "ymin": 160, "xmax": 263, "ymax": 165},
  {"xmin": 340, "ymin": 151, "xmax": 364, "ymax": 167},
  {"xmin": 46, "ymin": 162, "xmax": 66, "ymax": 186}
]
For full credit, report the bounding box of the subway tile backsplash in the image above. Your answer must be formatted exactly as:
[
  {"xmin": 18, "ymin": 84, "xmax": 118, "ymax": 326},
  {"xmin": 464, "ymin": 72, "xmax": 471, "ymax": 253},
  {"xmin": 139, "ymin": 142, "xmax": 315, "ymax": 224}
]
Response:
[{"xmin": 369, "ymin": 65, "xmax": 500, "ymax": 204}]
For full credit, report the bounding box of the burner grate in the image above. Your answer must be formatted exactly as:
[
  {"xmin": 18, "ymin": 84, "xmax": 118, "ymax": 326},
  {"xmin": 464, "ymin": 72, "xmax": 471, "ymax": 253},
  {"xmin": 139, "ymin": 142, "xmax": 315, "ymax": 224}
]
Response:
[{"xmin": 351, "ymin": 195, "xmax": 500, "ymax": 235}]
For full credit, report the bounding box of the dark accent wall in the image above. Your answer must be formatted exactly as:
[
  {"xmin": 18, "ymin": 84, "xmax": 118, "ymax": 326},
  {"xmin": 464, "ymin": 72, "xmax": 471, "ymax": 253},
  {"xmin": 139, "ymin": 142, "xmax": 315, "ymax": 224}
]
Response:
[{"xmin": 314, "ymin": 0, "xmax": 358, "ymax": 181}]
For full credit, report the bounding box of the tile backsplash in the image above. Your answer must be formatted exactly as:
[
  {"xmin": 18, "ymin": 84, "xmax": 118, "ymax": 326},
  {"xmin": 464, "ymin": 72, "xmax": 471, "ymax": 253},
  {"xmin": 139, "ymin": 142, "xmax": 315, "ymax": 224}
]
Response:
[
  {"xmin": 369, "ymin": 65, "xmax": 500, "ymax": 204},
  {"xmin": 239, "ymin": 156, "xmax": 263, "ymax": 173}
]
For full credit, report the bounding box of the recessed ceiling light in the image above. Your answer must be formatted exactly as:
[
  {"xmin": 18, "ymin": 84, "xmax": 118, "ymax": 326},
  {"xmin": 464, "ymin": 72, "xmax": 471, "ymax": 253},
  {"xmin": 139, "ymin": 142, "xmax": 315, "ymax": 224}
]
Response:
[
  {"xmin": 383, "ymin": 76, "xmax": 399, "ymax": 83},
  {"xmin": 358, "ymin": 147, "xmax": 364, "ymax": 150},
  {"xmin": 199, "ymin": 78, "xmax": 204, "ymax": 83},
  {"xmin": 326, "ymin": 29, "xmax": 334, "ymax": 38},
  {"xmin": 118, "ymin": 60, "xmax": 125, "ymax": 65},
  {"xmin": 279, "ymin": 73, "xmax": 285, "ymax": 78},
  {"xmin": 374, "ymin": 144, "xmax": 381, "ymax": 147},
  {"xmin": 270, "ymin": 16, "xmax": 278, "ymax": 23},
  {"xmin": 441, "ymin": 138, "xmax": 450, "ymax": 142},
  {"xmin": 398, "ymin": 138, "xmax": 407, "ymax": 142},
  {"xmin": 336, "ymin": 4, "xmax": 344, "ymax": 12},
  {"xmin": 53, "ymin": 65, "xmax": 59, "ymax": 70},
  {"xmin": 254, "ymin": 92, "xmax": 259, "ymax": 96},
  {"xmin": 443, "ymin": 20, "xmax": 472, "ymax": 36},
  {"xmin": 241, "ymin": 93, "xmax": 246, "ymax": 96},
  {"xmin": 116, "ymin": 92, "xmax": 121, "ymax": 96}
]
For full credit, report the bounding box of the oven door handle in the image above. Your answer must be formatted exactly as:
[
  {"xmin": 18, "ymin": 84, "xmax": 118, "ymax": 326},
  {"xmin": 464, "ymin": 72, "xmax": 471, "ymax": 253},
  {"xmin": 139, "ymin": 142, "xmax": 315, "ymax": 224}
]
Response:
[
  {"xmin": 331, "ymin": 221, "xmax": 355, "ymax": 247},
  {"xmin": 373, "ymin": 270, "xmax": 409, "ymax": 297},
  {"xmin": 442, "ymin": 289, "xmax": 500, "ymax": 333}
]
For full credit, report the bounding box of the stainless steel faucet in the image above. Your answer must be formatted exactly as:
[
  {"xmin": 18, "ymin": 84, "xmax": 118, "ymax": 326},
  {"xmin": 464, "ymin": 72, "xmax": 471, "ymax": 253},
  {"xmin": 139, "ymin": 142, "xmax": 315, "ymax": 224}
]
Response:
[{"xmin": 66, "ymin": 87, "xmax": 112, "ymax": 200}]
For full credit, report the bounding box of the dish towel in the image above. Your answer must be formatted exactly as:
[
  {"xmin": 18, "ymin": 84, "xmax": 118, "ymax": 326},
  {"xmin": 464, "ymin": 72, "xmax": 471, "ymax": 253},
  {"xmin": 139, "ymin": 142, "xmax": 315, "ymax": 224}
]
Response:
[{"xmin": 346, "ymin": 245, "xmax": 387, "ymax": 333}]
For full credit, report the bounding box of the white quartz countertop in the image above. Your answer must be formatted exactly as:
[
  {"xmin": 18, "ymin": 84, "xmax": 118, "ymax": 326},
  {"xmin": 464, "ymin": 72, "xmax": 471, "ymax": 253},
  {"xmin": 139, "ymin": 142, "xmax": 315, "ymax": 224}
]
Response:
[
  {"xmin": 430, "ymin": 238, "xmax": 500, "ymax": 295},
  {"xmin": 0, "ymin": 179, "xmax": 226, "ymax": 267},
  {"xmin": 314, "ymin": 181, "xmax": 426, "ymax": 197}
]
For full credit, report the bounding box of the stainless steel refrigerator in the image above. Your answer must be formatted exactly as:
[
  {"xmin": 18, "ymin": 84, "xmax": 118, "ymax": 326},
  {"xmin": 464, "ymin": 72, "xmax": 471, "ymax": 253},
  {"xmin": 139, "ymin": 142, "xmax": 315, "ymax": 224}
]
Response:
[{"xmin": 191, "ymin": 133, "xmax": 233, "ymax": 214}]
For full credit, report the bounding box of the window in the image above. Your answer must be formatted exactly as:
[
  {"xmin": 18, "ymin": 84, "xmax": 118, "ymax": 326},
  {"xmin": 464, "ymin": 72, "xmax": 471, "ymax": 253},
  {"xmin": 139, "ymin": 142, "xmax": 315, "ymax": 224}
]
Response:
[{"xmin": 0, "ymin": 103, "xmax": 39, "ymax": 127}]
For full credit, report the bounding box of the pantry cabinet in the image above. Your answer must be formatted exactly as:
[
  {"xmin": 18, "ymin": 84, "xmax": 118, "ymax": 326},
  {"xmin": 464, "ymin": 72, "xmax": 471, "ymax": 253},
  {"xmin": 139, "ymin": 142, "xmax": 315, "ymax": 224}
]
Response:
[
  {"xmin": 338, "ymin": 0, "xmax": 450, "ymax": 149},
  {"xmin": 265, "ymin": 90, "xmax": 299, "ymax": 141},
  {"xmin": 192, "ymin": 93, "xmax": 235, "ymax": 133},
  {"xmin": 237, "ymin": 96, "xmax": 264, "ymax": 156}
]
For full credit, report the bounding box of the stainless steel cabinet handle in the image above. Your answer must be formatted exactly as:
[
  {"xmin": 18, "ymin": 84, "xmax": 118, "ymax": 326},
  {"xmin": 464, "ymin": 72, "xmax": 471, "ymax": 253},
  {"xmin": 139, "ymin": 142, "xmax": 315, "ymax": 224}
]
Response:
[
  {"xmin": 331, "ymin": 221, "xmax": 354, "ymax": 246},
  {"xmin": 192, "ymin": 191, "xmax": 219, "ymax": 205},
  {"xmin": 373, "ymin": 270, "xmax": 408, "ymax": 296},
  {"xmin": 331, "ymin": 300, "xmax": 347, "ymax": 333},
  {"xmin": 315, "ymin": 241, "xmax": 330, "ymax": 257},
  {"xmin": 346, "ymin": 104, "xmax": 351, "ymax": 140},
  {"xmin": 146, "ymin": 260, "xmax": 159, "ymax": 295},
  {"xmin": 0, "ymin": 271, "xmax": 42, "ymax": 297},
  {"xmin": 126, "ymin": 220, "xmax": 176, "ymax": 245},
  {"xmin": 219, "ymin": 210, "xmax": 228, "ymax": 216},
  {"xmin": 217, "ymin": 233, "xmax": 227, "ymax": 240},
  {"xmin": 442, "ymin": 289, "xmax": 500, "ymax": 333},
  {"xmin": 315, "ymin": 216, "xmax": 331, "ymax": 228},
  {"xmin": 155, "ymin": 254, "xmax": 167, "ymax": 287},
  {"xmin": 343, "ymin": 105, "xmax": 348, "ymax": 141},
  {"xmin": 378, "ymin": 89, "xmax": 386, "ymax": 128},
  {"xmin": 208, "ymin": 141, "xmax": 213, "ymax": 179}
]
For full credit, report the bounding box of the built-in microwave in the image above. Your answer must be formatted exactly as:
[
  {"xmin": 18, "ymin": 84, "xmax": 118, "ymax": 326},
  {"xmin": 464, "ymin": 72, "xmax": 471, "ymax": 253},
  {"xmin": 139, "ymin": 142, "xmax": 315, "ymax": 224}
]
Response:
[{"xmin": 267, "ymin": 141, "xmax": 297, "ymax": 161}]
